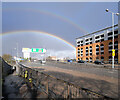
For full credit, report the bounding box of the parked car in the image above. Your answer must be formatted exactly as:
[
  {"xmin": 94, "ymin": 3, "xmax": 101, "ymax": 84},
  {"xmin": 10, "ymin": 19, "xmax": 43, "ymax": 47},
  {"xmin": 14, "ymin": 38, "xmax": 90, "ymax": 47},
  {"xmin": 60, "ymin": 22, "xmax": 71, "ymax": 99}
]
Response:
[
  {"xmin": 67, "ymin": 60, "xmax": 72, "ymax": 63},
  {"xmin": 78, "ymin": 60, "xmax": 85, "ymax": 63},
  {"xmin": 94, "ymin": 60, "xmax": 104, "ymax": 65}
]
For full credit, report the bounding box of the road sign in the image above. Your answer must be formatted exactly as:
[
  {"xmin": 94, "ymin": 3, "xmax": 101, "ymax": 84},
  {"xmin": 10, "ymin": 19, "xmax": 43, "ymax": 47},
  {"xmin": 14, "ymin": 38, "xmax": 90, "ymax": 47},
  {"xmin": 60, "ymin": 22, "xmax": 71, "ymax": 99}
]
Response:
[
  {"xmin": 112, "ymin": 49, "xmax": 115, "ymax": 56},
  {"xmin": 31, "ymin": 48, "xmax": 46, "ymax": 53},
  {"xmin": 22, "ymin": 48, "xmax": 31, "ymax": 52}
]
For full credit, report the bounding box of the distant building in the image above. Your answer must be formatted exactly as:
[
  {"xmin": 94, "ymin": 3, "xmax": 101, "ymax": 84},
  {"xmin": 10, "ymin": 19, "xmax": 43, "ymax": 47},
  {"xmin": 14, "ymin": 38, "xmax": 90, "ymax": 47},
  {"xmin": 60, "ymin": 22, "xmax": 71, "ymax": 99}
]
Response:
[
  {"xmin": 76, "ymin": 24, "xmax": 120, "ymax": 64},
  {"xmin": 46, "ymin": 56, "xmax": 57, "ymax": 61}
]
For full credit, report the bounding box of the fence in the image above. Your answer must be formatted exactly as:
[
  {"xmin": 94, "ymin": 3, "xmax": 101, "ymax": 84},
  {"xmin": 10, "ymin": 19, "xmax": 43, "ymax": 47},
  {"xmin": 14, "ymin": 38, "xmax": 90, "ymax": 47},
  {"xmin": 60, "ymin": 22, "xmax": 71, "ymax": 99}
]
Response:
[{"xmin": 17, "ymin": 63, "xmax": 112, "ymax": 99}]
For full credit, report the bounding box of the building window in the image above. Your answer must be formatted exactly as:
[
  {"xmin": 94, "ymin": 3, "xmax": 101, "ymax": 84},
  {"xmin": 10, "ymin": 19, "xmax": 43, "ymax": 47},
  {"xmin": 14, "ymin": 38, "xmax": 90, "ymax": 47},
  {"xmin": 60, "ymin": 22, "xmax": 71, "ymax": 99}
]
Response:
[
  {"xmin": 115, "ymin": 56, "xmax": 118, "ymax": 64},
  {"xmin": 109, "ymin": 56, "xmax": 112, "ymax": 63},
  {"xmin": 96, "ymin": 57, "xmax": 99, "ymax": 60},
  {"xmin": 114, "ymin": 35, "xmax": 118, "ymax": 38},
  {"xmin": 101, "ymin": 34, "xmax": 104, "ymax": 38},
  {"xmin": 100, "ymin": 44, "xmax": 104, "ymax": 54},
  {"xmin": 81, "ymin": 48, "xmax": 83, "ymax": 51},
  {"xmin": 101, "ymin": 52, "xmax": 104, "ymax": 54},
  {"xmin": 109, "ymin": 46, "xmax": 112, "ymax": 49},
  {"xmin": 108, "ymin": 37, "xmax": 112, "ymax": 40},
  {"xmin": 90, "ymin": 50, "xmax": 92, "ymax": 52},
  {"xmin": 90, "ymin": 53, "xmax": 92, "ymax": 55},
  {"xmin": 101, "ymin": 56, "xmax": 104, "ymax": 62},
  {"xmin": 86, "ymin": 43, "xmax": 89, "ymax": 45},
  {"xmin": 86, "ymin": 58, "xmax": 89, "ymax": 62},
  {"xmin": 114, "ymin": 41, "xmax": 118, "ymax": 49},
  {"xmin": 86, "ymin": 39, "xmax": 89, "ymax": 42},
  {"xmin": 109, "ymin": 42, "xmax": 112, "ymax": 45},
  {"xmin": 90, "ymin": 38, "xmax": 92, "ymax": 40},
  {"xmin": 109, "ymin": 51, "xmax": 112, "ymax": 53},
  {"xmin": 114, "ymin": 30, "xmax": 118, "ymax": 34},
  {"xmin": 108, "ymin": 32, "xmax": 112, "ymax": 36},
  {"xmin": 96, "ymin": 52, "xmax": 99, "ymax": 55},
  {"xmin": 89, "ymin": 57, "xmax": 92, "ymax": 62},
  {"xmin": 89, "ymin": 46, "xmax": 92, "ymax": 56},
  {"xmin": 90, "ymin": 42, "xmax": 92, "ymax": 44},
  {"xmin": 96, "ymin": 40, "xmax": 100, "ymax": 43},
  {"xmin": 89, "ymin": 46, "xmax": 92, "ymax": 49},
  {"xmin": 95, "ymin": 36, "xmax": 99, "ymax": 39},
  {"xmin": 86, "ymin": 47, "xmax": 88, "ymax": 56},
  {"xmin": 101, "ymin": 39, "xmax": 104, "ymax": 42},
  {"xmin": 109, "ymin": 42, "xmax": 112, "ymax": 53},
  {"xmin": 96, "ymin": 45, "xmax": 99, "ymax": 55}
]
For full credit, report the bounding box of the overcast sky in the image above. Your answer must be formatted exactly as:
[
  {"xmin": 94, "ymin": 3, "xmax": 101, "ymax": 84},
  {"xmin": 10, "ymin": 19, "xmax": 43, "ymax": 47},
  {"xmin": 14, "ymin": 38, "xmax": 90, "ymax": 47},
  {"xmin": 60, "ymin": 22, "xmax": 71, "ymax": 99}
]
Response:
[{"xmin": 1, "ymin": 2, "xmax": 118, "ymax": 59}]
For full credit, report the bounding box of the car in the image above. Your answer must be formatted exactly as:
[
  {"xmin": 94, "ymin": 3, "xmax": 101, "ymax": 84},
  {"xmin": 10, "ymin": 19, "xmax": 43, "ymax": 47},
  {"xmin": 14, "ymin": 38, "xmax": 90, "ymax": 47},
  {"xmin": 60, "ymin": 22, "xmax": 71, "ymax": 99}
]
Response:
[
  {"xmin": 67, "ymin": 60, "xmax": 72, "ymax": 62},
  {"xmin": 41, "ymin": 60, "xmax": 46, "ymax": 64},
  {"xmin": 78, "ymin": 60, "xmax": 85, "ymax": 63},
  {"xmin": 94, "ymin": 60, "xmax": 104, "ymax": 65}
]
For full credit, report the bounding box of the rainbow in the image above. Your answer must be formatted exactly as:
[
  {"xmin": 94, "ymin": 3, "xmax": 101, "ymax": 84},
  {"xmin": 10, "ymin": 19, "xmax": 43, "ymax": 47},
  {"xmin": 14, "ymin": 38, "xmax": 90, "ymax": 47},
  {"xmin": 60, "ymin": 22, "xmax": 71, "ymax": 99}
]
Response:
[
  {"xmin": 1, "ymin": 30, "xmax": 76, "ymax": 49},
  {"xmin": 3, "ymin": 8, "xmax": 87, "ymax": 34}
]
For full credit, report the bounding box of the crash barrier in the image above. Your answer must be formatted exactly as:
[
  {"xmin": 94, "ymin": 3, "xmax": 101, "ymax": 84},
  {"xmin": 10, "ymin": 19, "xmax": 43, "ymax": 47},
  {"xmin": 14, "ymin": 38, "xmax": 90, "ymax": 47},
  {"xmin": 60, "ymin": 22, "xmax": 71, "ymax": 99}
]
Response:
[{"xmin": 17, "ymin": 63, "xmax": 112, "ymax": 99}]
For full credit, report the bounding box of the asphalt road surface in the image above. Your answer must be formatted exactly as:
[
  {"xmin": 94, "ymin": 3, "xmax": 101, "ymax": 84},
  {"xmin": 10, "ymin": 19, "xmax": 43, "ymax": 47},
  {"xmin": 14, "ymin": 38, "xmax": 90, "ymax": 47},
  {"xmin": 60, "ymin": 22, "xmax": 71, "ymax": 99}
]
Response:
[
  {"xmin": 20, "ymin": 61, "xmax": 119, "ymax": 98},
  {"xmin": 21, "ymin": 61, "xmax": 118, "ymax": 79}
]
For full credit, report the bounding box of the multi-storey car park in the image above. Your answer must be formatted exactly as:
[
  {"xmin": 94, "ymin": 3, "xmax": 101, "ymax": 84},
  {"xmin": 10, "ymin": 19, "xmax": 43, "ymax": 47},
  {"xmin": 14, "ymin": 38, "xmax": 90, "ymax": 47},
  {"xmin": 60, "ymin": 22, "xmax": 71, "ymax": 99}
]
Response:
[{"xmin": 76, "ymin": 24, "xmax": 120, "ymax": 64}]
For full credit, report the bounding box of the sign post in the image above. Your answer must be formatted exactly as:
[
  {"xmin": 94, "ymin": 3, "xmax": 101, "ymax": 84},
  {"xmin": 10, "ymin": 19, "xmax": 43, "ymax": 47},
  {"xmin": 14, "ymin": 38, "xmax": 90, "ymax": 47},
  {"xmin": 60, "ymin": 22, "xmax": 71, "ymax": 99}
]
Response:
[
  {"xmin": 31, "ymin": 48, "xmax": 46, "ymax": 53},
  {"xmin": 112, "ymin": 49, "xmax": 115, "ymax": 56}
]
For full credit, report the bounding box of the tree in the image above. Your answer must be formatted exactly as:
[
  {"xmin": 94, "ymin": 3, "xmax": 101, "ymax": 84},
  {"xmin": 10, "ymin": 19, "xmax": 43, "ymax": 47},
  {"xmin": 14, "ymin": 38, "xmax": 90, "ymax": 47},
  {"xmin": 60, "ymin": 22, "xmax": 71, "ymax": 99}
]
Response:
[
  {"xmin": 30, "ymin": 57, "xmax": 32, "ymax": 61},
  {"xmin": 2, "ymin": 54, "xmax": 12, "ymax": 63}
]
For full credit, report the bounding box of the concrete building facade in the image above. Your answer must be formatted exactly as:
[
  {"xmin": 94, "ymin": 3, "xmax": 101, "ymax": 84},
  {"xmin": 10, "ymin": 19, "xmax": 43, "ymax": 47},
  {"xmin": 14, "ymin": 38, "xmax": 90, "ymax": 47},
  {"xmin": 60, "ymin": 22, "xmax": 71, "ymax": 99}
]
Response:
[{"xmin": 76, "ymin": 24, "xmax": 120, "ymax": 64}]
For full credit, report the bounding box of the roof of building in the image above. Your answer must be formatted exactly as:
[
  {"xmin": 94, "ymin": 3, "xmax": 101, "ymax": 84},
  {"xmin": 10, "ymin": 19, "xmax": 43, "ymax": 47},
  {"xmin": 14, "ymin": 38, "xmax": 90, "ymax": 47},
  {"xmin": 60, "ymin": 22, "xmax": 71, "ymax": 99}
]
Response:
[{"xmin": 76, "ymin": 24, "xmax": 118, "ymax": 39}]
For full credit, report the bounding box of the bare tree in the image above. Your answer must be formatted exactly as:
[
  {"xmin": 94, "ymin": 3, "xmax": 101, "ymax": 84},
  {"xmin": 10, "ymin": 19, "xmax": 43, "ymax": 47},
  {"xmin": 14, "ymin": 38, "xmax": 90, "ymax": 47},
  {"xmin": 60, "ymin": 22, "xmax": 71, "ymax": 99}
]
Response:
[{"xmin": 2, "ymin": 54, "xmax": 12, "ymax": 63}]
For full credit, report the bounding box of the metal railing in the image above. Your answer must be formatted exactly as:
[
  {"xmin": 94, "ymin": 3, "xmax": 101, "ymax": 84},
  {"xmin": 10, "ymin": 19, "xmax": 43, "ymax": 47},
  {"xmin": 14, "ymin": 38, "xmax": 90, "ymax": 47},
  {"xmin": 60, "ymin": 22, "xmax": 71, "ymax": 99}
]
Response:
[{"xmin": 17, "ymin": 63, "xmax": 112, "ymax": 99}]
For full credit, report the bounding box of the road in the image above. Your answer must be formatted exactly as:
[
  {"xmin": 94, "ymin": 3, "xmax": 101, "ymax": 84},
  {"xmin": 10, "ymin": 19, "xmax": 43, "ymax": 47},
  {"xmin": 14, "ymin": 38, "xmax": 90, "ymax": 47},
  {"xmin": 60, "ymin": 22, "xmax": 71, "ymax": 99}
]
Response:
[
  {"xmin": 21, "ymin": 61, "xmax": 118, "ymax": 79},
  {"xmin": 20, "ymin": 61, "xmax": 119, "ymax": 98}
]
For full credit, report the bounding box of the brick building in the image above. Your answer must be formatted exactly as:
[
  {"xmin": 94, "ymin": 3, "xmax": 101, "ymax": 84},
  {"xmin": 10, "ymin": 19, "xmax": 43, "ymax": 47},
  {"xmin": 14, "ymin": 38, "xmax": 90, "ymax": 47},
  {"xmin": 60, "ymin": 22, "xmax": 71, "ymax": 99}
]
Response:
[{"xmin": 76, "ymin": 24, "xmax": 120, "ymax": 64}]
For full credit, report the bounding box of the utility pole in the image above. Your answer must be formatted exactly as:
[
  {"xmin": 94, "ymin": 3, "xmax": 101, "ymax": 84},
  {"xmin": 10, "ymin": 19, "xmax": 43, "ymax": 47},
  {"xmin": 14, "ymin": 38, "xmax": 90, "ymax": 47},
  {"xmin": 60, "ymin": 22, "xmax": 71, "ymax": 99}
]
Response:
[
  {"xmin": 106, "ymin": 9, "xmax": 119, "ymax": 68},
  {"xmin": 16, "ymin": 43, "xmax": 18, "ymax": 63}
]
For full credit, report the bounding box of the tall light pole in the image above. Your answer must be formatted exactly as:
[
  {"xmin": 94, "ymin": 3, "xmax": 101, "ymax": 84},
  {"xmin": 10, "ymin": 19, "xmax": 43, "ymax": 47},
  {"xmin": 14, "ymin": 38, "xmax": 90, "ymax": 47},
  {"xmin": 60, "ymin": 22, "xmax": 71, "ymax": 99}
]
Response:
[
  {"xmin": 15, "ymin": 43, "xmax": 19, "ymax": 64},
  {"xmin": 106, "ymin": 9, "xmax": 119, "ymax": 68}
]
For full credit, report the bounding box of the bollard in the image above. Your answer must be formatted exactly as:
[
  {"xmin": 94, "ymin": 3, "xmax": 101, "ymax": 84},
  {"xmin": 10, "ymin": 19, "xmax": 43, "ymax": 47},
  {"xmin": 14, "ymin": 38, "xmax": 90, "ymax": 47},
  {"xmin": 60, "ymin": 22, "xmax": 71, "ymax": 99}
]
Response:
[
  {"xmin": 25, "ymin": 70, "xmax": 28, "ymax": 79},
  {"xmin": 67, "ymin": 85, "xmax": 70, "ymax": 99},
  {"xmin": 29, "ymin": 78, "xmax": 32, "ymax": 83},
  {"xmin": 16, "ymin": 65, "xmax": 20, "ymax": 75},
  {"xmin": 29, "ymin": 78, "xmax": 33, "ymax": 87},
  {"xmin": 46, "ymin": 80, "xmax": 49, "ymax": 95}
]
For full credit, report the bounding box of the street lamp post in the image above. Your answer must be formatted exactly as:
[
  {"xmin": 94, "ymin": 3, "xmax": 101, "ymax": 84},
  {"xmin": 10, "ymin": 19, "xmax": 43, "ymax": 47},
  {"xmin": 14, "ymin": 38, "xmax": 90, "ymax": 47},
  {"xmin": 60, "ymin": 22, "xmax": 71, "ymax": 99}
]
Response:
[{"xmin": 106, "ymin": 9, "xmax": 119, "ymax": 68}]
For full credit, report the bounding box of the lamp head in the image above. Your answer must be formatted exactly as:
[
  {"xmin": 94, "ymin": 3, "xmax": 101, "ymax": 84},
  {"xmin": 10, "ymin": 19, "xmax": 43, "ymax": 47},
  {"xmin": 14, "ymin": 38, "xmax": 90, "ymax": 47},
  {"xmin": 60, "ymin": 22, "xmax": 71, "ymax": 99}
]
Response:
[
  {"xmin": 116, "ymin": 13, "xmax": 119, "ymax": 16},
  {"xmin": 106, "ymin": 9, "xmax": 109, "ymax": 12}
]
